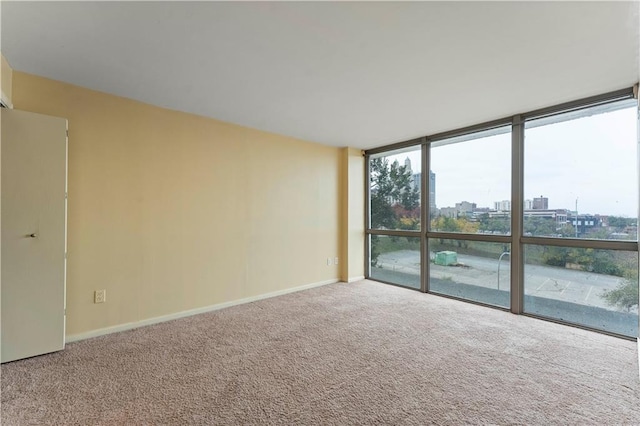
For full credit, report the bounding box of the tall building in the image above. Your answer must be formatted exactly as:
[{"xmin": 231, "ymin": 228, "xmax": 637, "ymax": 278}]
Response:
[
  {"xmin": 412, "ymin": 172, "xmax": 421, "ymax": 191},
  {"xmin": 439, "ymin": 207, "xmax": 456, "ymax": 218},
  {"xmin": 404, "ymin": 157, "xmax": 412, "ymax": 171},
  {"xmin": 403, "ymin": 157, "xmax": 436, "ymax": 215},
  {"xmin": 524, "ymin": 199, "xmax": 533, "ymax": 210},
  {"xmin": 533, "ymin": 196, "xmax": 548, "ymax": 210},
  {"xmin": 494, "ymin": 200, "xmax": 511, "ymax": 211}
]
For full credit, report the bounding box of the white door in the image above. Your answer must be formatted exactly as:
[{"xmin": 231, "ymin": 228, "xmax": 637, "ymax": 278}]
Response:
[{"xmin": 1, "ymin": 109, "xmax": 67, "ymax": 363}]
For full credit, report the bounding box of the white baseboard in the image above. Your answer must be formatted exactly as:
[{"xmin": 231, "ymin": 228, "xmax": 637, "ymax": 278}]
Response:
[
  {"xmin": 66, "ymin": 278, "xmax": 339, "ymax": 343},
  {"xmin": 347, "ymin": 276, "xmax": 365, "ymax": 283}
]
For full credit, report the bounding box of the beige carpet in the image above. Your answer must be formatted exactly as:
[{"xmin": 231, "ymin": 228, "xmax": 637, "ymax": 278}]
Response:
[{"xmin": 2, "ymin": 280, "xmax": 639, "ymax": 425}]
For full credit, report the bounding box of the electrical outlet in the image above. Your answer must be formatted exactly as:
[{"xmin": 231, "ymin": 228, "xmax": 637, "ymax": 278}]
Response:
[
  {"xmin": 327, "ymin": 257, "xmax": 332, "ymax": 266},
  {"xmin": 94, "ymin": 289, "xmax": 106, "ymax": 304},
  {"xmin": 335, "ymin": 257, "xmax": 339, "ymax": 265}
]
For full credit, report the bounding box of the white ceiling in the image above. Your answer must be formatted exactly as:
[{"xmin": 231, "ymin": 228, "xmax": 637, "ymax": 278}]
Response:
[{"xmin": 2, "ymin": 1, "xmax": 639, "ymax": 149}]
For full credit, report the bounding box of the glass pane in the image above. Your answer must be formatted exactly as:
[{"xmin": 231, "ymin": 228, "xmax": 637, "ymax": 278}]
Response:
[
  {"xmin": 429, "ymin": 238, "xmax": 510, "ymax": 308},
  {"xmin": 370, "ymin": 235, "xmax": 420, "ymax": 289},
  {"xmin": 430, "ymin": 127, "xmax": 511, "ymax": 235},
  {"xmin": 524, "ymin": 245, "xmax": 638, "ymax": 337},
  {"xmin": 524, "ymin": 100, "xmax": 638, "ymax": 240},
  {"xmin": 370, "ymin": 146, "xmax": 421, "ymax": 231}
]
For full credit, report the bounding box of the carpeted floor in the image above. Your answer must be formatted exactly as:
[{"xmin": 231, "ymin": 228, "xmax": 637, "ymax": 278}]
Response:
[{"xmin": 2, "ymin": 280, "xmax": 639, "ymax": 425}]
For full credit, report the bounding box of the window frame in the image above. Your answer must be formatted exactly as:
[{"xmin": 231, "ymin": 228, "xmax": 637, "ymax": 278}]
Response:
[{"xmin": 364, "ymin": 86, "xmax": 639, "ymax": 339}]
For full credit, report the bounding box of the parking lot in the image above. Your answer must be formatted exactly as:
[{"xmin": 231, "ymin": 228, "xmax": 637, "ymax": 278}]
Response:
[{"xmin": 376, "ymin": 250, "xmax": 633, "ymax": 312}]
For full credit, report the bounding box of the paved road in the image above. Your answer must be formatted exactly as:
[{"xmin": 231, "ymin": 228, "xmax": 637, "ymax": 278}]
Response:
[{"xmin": 377, "ymin": 250, "xmax": 633, "ymax": 311}]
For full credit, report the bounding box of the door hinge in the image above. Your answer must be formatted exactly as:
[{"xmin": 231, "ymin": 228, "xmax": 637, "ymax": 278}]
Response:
[
  {"xmin": 64, "ymin": 252, "xmax": 68, "ymax": 259},
  {"xmin": 66, "ymin": 129, "xmax": 69, "ymax": 137},
  {"xmin": 65, "ymin": 192, "xmax": 68, "ymax": 200}
]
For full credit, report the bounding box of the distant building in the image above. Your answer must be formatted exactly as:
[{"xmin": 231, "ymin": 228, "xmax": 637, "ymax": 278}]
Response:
[
  {"xmin": 403, "ymin": 157, "xmax": 436, "ymax": 216},
  {"xmin": 487, "ymin": 211, "xmax": 510, "ymax": 219},
  {"xmin": 570, "ymin": 214, "xmax": 600, "ymax": 236},
  {"xmin": 494, "ymin": 200, "xmax": 511, "ymax": 211},
  {"xmin": 412, "ymin": 173, "xmax": 421, "ymax": 191},
  {"xmin": 533, "ymin": 196, "xmax": 548, "ymax": 210},
  {"xmin": 524, "ymin": 199, "xmax": 533, "ymax": 210},
  {"xmin": 455, "ymin": 201, "xmax": 476, "ymax": 217},
  {"xmin": 524, "ymin": 209, "xmax": 568, "ymax": 223},
  {"xmin": 437, "ymin": 201, "xmax": 476, "ymax": 219},
  {"xmin": 439, "ymin": 207, "xmax": 457, "ymax": 218},
  {"xmin": 404, "ymin": 157, "xmax": 412, "ymax": 172},
  {"xmin": 473, "ymin": 207, "xmax": 491, "ymax": 214}
]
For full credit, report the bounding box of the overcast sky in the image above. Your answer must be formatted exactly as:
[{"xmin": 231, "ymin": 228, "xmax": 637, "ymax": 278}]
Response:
[{"xmin": 382, "ymin": 103, "xmax": 638, "ymax": 217}]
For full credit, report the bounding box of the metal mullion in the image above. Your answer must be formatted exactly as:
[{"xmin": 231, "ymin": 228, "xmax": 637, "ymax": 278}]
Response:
[
  {"xmin": 521, "ymin": 313, "xmax": 636, "ymax": 342},
  {"xmin": 367, "ymin": 229, "xmax": 421, "ymax": 237},
  {"xmin": 523, "ymin": 88, "xmax": 634, "ymax": 122},
  {"xmin": 636, "ymin": 89, "xmax": 639, "ymax": 341},
  {"xmin": 427, "ymin": 117, "xmax": 513, "ymax": 144},
  {"xmin": 421, "ymin": 139, "xmax": 429, "ymax": 293},
  {"xmin": 511, "ymin": 115, "xmax": 524, "ymax": 314},
  {"xmin": 426, "ymin": 231, "xmax": 512, "ymax": 244},
  {"xmin": 426, "ymin": 291, "xmax": 511, "ymax": 313},
  {"xmin": 368, "ymin": 278, "xmax": 423, "ymax": 293},
  {"xmin": 365, "ymin": 138, "xmax": 423, "ymax": 156},
  {"xmin": 521, "ymin": 236, "xmax": 638, "ymax": 251},
  {"xmin": 364, "ymin": 154, "xmax": 371, "ymax": 278}
]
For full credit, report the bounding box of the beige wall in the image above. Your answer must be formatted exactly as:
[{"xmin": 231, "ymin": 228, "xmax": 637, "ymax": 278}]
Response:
[
  {"xmin": 0, "ymin": 53, "xmax": 11, "ymax": 352},
  {"xmin": 12, "ymin": 72, "xmax": 343, "ymax": 336},
  {"xmin": 339, "ymin": 148, "xmax": 365, "ymax": 281},
  {"xmin": 347, "ymin": 148, "xmax": 365, "ymax": 279},
  {"xmin": 1, "ymin": 53, "xmax": 13, "ymax": 106}
]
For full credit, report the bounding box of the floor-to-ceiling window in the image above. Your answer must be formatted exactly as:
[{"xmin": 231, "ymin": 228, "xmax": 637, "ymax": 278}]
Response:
[
  {"xmin": 521, "ymin": 99, "xmax": 638, "ymax": 336},
  {"xmin": 365, "ymin": 88, "xmax": 639, "ymax": 338},
  {"xmin": 368, "ymin": 144, "xmax": 422, "ymax": 289},
  {"xmin": 428, "ymin": 126, "xmax": 512, "ymax": 308}
]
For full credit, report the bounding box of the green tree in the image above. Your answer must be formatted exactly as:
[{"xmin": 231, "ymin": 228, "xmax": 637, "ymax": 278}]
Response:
[
  {"xmin": 370, "ymin": 158, "xmax": 419, "ymax": 266},
  {"xmin": 479, "ymin": 214, "xmax": 510, "ymax": 234},
  {"xmin": 588, "ymin": 249, "xmax": 623, "ymax": 276},
  {"xmin": 429, "ymin": 217, "xmax": 478, "ymax": 249},
  {"xmin": 540, "ymin": 246, "xmax": 623, "ymax": 276},
  {"xmin": 431, "ymin": 216, "xmax": 460, "ymax": 232},
  {"xmin": 524, "ymin": 217, "xmax": 557, "ymax": 236},
  {"xmin": 557, "ymin": 223, "xmax": 576, "ymax": 238},
  {"xmin": 608, "ymin": 216, "xmax": 634, "ymax": 229},
  {"xmin": 370, "ymin": 158, "xmax": 418, "ymax": 230},
  {"xmin": 370, "ymin": 158, "xmax": 395, "ymax": 230},
  {"xmin": 541, "ymin": 246, "xmax": 569, "ymax": 267},
  {"xmin": 602, "ymin": 269, "xmax": 639, "ymax": 312}
]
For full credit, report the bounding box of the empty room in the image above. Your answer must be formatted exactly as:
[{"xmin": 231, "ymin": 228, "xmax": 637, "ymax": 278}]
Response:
[{"xmin": 1, "ymin": 1, "xmax": 639, "ymax": 424}]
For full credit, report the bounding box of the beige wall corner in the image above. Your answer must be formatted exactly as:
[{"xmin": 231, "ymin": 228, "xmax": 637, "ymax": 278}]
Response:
[
  {"xmin": 11, "ymin": 71, "xmax": 342, "ymax": 336},
  {"xmin": 1, "ymin": 53, "xmax": 14, "ymax": 107},
  {"xmin": 339, "ymin": 147, "xmax": 365, "ymax": 282}
]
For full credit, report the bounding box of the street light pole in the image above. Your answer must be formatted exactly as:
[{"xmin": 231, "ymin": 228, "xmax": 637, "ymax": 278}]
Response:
[{"xmin": 497, "ymin": 251, "xmax": 510, "ymax": 290}]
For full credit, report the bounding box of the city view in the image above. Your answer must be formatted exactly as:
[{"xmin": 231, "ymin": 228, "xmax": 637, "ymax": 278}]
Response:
[
  {"xmin": 368, "ymin": 102, "xmax": 639, "ymax": 337},
  {"xmin": 399, "ymin": 157, "xmax": 637, "ymax": 240}
]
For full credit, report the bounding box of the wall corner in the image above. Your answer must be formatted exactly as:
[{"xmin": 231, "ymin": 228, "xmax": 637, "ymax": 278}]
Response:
[
  {"xmin": 339, "ymin": 147, "xmax": 365, "ymax": 282},
  {"xmin": 1, "ymin": 53, "xmax": 14, "ymax": 108}
]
